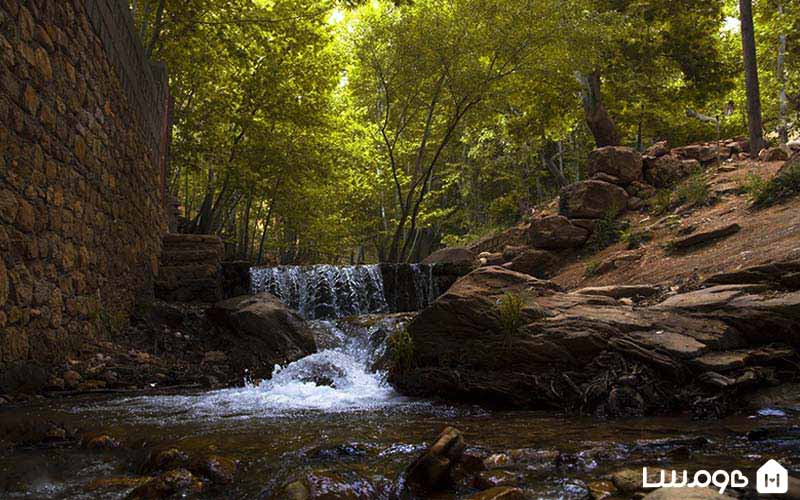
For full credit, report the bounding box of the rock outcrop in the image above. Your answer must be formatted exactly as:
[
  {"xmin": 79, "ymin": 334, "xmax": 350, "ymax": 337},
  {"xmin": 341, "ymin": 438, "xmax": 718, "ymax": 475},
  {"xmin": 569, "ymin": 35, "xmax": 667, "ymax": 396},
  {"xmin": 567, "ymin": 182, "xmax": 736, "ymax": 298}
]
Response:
[
  {"xmin": 502, "ymin": 249, "xmax": 561, "ymax": 279},
  {"xmin": 389, "ymin": 266, "xmax": 800, "ymax": 415},
  {"xmin": 588, "ymin": 146, "xmax": 643, "ymax": 184},
  {"xmin": 528, "ymin": 215, "xmax": 590, "ymax": 249},
  {"xmin": 559, "ymin": 180, "xmax": 629, "ymax": 219},
  {"xmin": 207, "ymin": 293, "xmax": 317, "ymax": 378}
]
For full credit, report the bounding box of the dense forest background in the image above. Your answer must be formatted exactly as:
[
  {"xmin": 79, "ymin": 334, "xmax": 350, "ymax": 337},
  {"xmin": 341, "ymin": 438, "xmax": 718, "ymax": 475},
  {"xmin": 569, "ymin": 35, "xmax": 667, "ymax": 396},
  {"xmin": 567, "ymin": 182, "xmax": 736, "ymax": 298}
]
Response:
[{"xmin": 129, "ymin": 0, "xmax": 799, "ymax": 264}]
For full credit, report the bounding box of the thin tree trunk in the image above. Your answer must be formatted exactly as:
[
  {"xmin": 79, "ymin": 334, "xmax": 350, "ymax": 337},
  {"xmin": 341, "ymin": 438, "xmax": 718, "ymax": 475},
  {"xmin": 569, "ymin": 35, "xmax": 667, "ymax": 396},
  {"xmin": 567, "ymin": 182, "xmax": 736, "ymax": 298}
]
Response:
[
  {"xmin": 777, "ymin": 1, "xmax": 788, "ymax": 145},
  {"xmin": 739, "ymin": 0, "xmax": 766, "ymax": 153},
  {"xmin": 146, "ymin": 0, "xmax": 165, "ymax": 58},
  {"xmin": 578, "ymin": 71, "xmax": 621, "ymax": 148}
]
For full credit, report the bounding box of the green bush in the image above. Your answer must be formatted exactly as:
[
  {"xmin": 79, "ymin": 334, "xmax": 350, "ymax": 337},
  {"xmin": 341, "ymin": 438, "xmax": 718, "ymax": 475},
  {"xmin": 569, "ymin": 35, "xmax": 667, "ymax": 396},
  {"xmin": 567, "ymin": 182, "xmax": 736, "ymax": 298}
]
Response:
[
  {"xmin": 620, "ymin": 228, "xmax": 652, "ymax": 249},
  {"xmin": 584, "ymin": 259, "xmax": 601, "ymax": 278},
  {"xmin": 589, "ymin": 209, "xmax": 628, "ymax": 250},
  {"xmin": 675, "ymin": 172, "xmax": 710, "ymax": 207},
  {"xmin": 496, "ymin": 292, "xmax": 526, "ymax": 338},
  {"xmin": 743, "ymin": 162, "xmax": 800, "ymax": 207},
  {"xmin": 387, "ymin": 329, "xmax": 415, "ymax": 371},
  {"xmin": 648, "ymin": 189, "xmax": 673, "ymax": 215}
]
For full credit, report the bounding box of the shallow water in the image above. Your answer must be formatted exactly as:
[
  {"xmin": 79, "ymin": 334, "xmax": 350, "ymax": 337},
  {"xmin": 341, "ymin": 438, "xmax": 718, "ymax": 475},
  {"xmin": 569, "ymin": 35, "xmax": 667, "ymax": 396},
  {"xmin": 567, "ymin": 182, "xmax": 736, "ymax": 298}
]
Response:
[{"xmin": 1, "ymin": 315, "xmax": 799, "ymax": 499}]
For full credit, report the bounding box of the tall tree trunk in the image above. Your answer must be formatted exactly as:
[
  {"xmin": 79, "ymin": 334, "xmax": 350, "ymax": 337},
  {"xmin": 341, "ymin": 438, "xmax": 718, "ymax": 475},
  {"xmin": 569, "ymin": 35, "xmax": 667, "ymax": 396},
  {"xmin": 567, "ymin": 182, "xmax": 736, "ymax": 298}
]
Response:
[
  {"xmin": 739, "ymin": 0, "xmax": 766, "ymax": 153},
  {"xmin": 777, "ymin": 1, "xmax": 789, "ymax": 145},
  {"xmin": 579, "ymin": 71, "xmax": 621, "ymax": 148}
]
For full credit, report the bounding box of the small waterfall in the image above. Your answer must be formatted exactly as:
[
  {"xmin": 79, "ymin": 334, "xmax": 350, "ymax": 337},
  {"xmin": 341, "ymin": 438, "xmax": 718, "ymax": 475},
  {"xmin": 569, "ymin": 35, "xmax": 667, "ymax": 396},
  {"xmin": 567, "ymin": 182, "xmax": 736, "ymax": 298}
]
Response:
[{"xmin": 250, "ymin": 264, "xmax": 438, "ymax": 319}]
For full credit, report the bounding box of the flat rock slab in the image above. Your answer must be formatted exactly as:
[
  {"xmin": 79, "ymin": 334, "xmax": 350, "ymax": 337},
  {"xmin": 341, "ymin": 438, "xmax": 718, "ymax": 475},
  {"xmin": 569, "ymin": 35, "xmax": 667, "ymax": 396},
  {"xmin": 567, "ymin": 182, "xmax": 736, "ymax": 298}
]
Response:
[
  {"xmin": 627, "ymin": 331, "xmax": 708, "ymax": 359},
  {"xmin": 692, "ymin": 351, "xmax": 749, "ymax": 371},
  {"xmin": 670, "ymin": 223, "xmax": 740, "ymax": 250},
  {"xmin": 705, "ymin": 259, "xmax": 800, "ymax": 290},
  {"xmin": 574, "ymin": 285, "xmax": 660, "ymax": 300},
  {"xmin": 656, "ymin": 284, "xmax": 769, "ymax": 311}
]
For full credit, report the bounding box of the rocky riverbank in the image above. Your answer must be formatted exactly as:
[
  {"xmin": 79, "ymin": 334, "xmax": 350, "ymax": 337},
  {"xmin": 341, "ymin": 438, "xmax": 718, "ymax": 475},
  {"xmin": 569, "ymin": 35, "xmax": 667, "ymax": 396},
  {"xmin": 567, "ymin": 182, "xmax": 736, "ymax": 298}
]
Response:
[{"xmin": 388, "ymin": 263, "xmax": 800, "ymax": 417}]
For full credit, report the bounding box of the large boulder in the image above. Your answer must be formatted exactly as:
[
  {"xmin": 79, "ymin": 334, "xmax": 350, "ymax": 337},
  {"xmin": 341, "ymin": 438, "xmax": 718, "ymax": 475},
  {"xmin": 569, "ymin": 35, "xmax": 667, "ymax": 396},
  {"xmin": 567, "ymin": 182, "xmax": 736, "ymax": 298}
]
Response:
[
  {"xmin": 559, "ymin": 180, "xmax": 629, "ymax": 219},
  {"xmin": 643, "ymin": 155, "xmax": 699, "ymax": 188},
  {"xmin": 422, "ymin": 247, "xmax": 477, "ymax": 275},
  {"xmin": 503, "ymin": 249, "xmax": 561, "ymax": 278},
  {"xmin": 207, "ymin": 293, "xmax": 317, "ymax": 377},
  {"xmin": 759, "ymin": 146, "xmax": 791, "ymax": 162},
  {"xmin": 588, "ymin": 146, "xmax": 643, "ymax": 184},
  {"xmin": 672, "ymin": 144, "xmax": 717, "ymax": 163},
  {"xmin": 528, "ymin": 215, "xmax": 590, "ymax": 249},
  {"xmin": 389, "ymin": 266, "xmax": 800, "ymax": 414}
]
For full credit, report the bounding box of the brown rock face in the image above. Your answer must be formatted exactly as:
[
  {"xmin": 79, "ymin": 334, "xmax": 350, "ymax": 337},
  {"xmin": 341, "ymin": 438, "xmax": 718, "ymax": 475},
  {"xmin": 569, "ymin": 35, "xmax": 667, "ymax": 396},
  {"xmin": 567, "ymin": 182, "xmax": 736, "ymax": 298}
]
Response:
[
  {"xmin": 389, "ymin": 266, "xmax": 800, "ymax": 414},
  {"xmin": 643, "ymin": 155, "xmax": 699, "ymax": 188},
  {"xmin": 503, "ymin": 249, "xmax": 561, "ymax": 278},
  {"xmin": 559, "ymin": 180, "xmax": 629, "ymax": 219},
  {"xmin": 423, "ymin": 247, "xmax": 476, "ymax": 266},
  {"xmin": 672, "ymin": 144, "xmax": 717, "ymax": 163},
  {"xmin": 528, "ymin": 215, "xmax": 590, "ymax": 249},
  {"xmin": 759, "ymin": 146, "xmax": 791, "ymax": 162},
  {"xmin": 405, "ymin": 426, "xmax": 466, "ymax": 492},
  {"xmin": 207, "ymin": 293, "xmax": 317, "ymax": 374},
  {"xmin": 587, "ymin": 146, "xmax": 643, "ymax": 184},
  {"xmin": 644, "ymin": 140, "xmax": 670, "ymax": 157}
]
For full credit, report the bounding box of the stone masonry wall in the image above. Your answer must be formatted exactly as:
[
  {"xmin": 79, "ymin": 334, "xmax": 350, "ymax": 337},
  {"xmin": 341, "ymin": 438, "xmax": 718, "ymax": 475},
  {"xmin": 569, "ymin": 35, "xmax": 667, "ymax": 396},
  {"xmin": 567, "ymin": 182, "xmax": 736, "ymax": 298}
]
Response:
[{"xmin": 0, "ymin": 0, "xmax": 168, "ymax": 374}]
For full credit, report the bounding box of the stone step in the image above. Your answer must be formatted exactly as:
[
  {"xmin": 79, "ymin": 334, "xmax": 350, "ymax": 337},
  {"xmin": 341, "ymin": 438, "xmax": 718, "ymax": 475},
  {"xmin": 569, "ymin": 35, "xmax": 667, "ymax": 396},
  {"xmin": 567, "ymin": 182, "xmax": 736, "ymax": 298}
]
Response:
[
  {"xmin": 157, "ymin": 264, "xmax": 220, "ymax": 285},
  {"xmin": 161, "ymin": 233, "xmax": 224, "ymax": 251},
  {"xmin": 159, "ymin": 248, "xmax": 223, "ymax": 266}
]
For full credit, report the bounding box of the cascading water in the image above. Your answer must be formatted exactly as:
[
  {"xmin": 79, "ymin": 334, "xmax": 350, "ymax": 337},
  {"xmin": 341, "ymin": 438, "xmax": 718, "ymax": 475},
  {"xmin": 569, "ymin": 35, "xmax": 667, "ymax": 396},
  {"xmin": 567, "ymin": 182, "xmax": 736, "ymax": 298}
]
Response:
[
  {"xmin": 111, "ymin": 265, "xmax": 439, "ymax": 417},
  {"xmin": 249, "ymin": 264, "xmax": 438, "ymax": 319}
]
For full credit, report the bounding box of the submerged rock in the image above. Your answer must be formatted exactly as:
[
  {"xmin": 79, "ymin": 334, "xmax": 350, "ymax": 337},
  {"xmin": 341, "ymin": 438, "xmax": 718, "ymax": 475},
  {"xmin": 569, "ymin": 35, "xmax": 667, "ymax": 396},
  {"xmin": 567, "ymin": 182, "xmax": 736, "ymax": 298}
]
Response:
[
  {"xmin": 128, "ymin": 468, "xmax": 204, "ymax": 499},
  {"xmin": 189, "ymin": 454, "xmax": 237, "ymax": 485},
  {"xmin": 466, "ymin": 486, "xmax": 527, "ymax": 500}
]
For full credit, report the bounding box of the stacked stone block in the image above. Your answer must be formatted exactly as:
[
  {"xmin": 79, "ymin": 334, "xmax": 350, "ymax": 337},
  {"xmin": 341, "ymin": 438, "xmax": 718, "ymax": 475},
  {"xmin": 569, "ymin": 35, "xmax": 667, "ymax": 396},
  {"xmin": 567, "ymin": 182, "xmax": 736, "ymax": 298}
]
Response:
[{"xmin": 0, "ymin": 0, "xmax": 168, "ymax": 367}]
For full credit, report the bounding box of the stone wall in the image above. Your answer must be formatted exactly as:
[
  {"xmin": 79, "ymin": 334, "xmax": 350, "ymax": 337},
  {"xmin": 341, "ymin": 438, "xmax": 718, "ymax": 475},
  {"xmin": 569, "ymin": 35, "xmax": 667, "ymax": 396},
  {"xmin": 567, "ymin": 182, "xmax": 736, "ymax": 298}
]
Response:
[{"xmin": 0, "ymin": 0, "xmax": 168, "ymax": 371}]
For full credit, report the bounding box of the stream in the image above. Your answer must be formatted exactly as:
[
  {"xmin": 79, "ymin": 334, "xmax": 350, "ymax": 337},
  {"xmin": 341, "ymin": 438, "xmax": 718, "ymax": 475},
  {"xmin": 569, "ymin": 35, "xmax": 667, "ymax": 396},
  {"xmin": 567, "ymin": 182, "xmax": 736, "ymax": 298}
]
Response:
[{"xmin": 1, "ymin": 265, "xmax": 799, "ymax": 499}]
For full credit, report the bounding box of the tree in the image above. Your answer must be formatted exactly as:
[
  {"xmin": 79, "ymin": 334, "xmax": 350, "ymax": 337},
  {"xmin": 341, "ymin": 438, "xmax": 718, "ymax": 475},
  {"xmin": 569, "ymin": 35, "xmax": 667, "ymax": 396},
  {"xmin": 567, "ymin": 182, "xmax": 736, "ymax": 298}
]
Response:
[
  {"xmin": 348, "ymin": 0, "xmax": 565, "ymax": 262},
  {"xmin": 740, "ymin": 0, "xmax": 766, "ymax": 152}
]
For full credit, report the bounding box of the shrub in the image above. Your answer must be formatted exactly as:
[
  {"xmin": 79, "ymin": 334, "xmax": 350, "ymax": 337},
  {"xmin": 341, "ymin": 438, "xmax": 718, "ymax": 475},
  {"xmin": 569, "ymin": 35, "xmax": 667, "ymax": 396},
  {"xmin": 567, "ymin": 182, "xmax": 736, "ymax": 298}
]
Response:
[
  {"xmin": 743, "ymin": 161, "xmax": 800, "ymax": 207},
  {"xmin": 648, "ymin": 189, "xmax": 673, "ymax": 215},
  {"xmin": 584, "ymin": 259, "xmax": 601, "ymax": 277},
  {"xmin": 387, "ymin": 329, "xmax": 415, "ymax": 371},
  {"xmin": 620, "ymin": 228, "xmax": 652, "ymax": 249},
  {"xmin": 496, "ymin": 292, "xmax": 526, "ymax": 338},
  {"xmin": 675, "ymin": 172, "xmax": 711, "ymax": 207},
  {"xmin": 589, "ymin": 209, "xmax": 628, "ymax": 250}
]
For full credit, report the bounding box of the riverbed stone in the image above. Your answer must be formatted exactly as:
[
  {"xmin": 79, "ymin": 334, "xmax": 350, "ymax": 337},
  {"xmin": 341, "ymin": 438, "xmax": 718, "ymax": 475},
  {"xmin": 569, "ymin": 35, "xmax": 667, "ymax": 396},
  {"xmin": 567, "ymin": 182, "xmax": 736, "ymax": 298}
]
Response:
[
  {"xmin": 129, "ymin": 468, "xmax": 204, "ymax": 499},
  {"xmin": 466, "ymin": 486, "xmax": 527, "ymax": 500},
  {"xmin": 206, "ymin": 293, "xmax": 317, "ymax": 377},
  {"xmin": 643, "ymin": 487, "xmax": 736, "ymax": 499},
  {"xmin": 189, "ymin": 454, "xmax": 237, "ymax": 485},
  {"xmin": 405, "ymin": 426, "xmax": 466, "ymax": 492}
]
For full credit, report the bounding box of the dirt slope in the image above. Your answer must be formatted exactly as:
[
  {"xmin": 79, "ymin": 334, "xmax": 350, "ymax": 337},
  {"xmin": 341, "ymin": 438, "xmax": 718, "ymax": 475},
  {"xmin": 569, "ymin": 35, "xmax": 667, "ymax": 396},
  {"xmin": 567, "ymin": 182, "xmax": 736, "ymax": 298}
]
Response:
[{"xmin": 552, "ymin": 159, "xmax": 800, "ymax": 291}]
